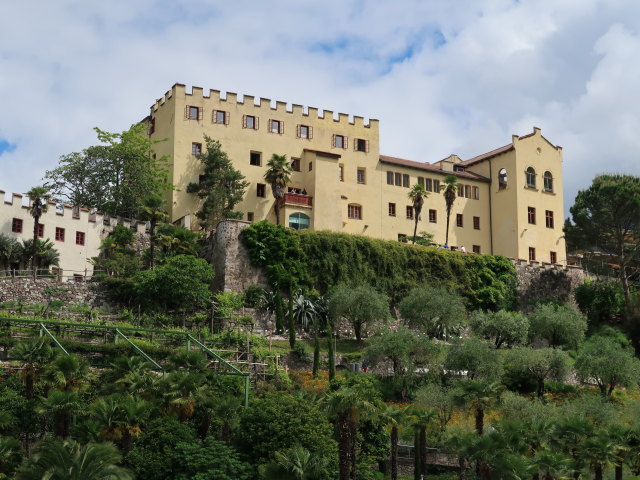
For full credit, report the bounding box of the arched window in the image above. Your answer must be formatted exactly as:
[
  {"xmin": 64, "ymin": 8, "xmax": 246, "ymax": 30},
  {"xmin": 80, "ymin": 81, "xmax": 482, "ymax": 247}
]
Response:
[
  {"xmin": 543, "ymin": 171, "xmax": 553, "ymax": 192},
  {"xmin": 289, "ymin": 212, "xmax": 310, "ymax": 230},
  {"xmin": 525, "ymin": 167, "xmax": 536, "ymax": 188},
  {"xmin": 498, "ymin": 168, "xmax": 508, "ymax": 189}
]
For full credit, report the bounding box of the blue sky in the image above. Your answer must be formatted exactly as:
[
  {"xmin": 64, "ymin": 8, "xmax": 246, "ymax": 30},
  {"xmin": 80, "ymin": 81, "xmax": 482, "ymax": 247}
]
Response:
[{"xmin": 1, "ymin": 0, "xmax": 640, "ymax": 216}]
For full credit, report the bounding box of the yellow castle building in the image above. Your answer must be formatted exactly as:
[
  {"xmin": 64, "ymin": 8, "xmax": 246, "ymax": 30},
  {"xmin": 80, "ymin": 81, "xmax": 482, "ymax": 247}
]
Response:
[{"xmin": 146, "ymin": 83, "xmax": 566, "ymax": 265}]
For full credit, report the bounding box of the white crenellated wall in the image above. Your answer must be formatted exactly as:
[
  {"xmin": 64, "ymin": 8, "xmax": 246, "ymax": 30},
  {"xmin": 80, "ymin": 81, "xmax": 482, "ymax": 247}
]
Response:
[{"xmin": 0, "ymin": 190, "xmax": 149, "ymax": 278}]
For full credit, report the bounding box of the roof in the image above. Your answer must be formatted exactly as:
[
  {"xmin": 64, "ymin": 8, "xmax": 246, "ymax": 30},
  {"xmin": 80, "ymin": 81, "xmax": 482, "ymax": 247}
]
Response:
[
  {"xmin": 458, "ymin": 144, "xmax": 514, "ymax": 167},
  {"xmin": 379, "ymin": 155, "xmax": 490, "ymax": 182}
]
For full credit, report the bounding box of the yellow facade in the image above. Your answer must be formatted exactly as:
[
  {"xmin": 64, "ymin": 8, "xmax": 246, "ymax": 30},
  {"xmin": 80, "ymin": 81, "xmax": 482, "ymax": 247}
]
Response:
[{"xmin": 146, "ymin": 84, "xmax": 566, "ymax": 265}]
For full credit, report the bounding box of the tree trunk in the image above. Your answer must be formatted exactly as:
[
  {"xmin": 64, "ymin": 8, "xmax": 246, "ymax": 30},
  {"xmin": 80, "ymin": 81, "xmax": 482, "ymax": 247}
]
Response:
[
  {"xmin": 615, "ymin": 464, "xmax": 622, "ymax": 480},
  {"xmin": 445, "ymin": 209, "xmax": 451, "ymax": 246},
  {"xmin": 121, "ymin": 429, "xmax": 134, "ymax": 456},
  {"xmin": 412, "ymin": 217, "xmax": 419, "ymax": 245},
  {"xmin": 337, "ymin": 413, "xmax": 351, "ymax": 480},
  {"xmin": 25, "ymin": 372, "xmax": 34, "ymax": 399},
  {"xmin": 354, "ymin": 321, "xmax": 362, "ymax": 343},
  {"xmin": 619, "ymin": 245, "xmax": 632, "ymax": 314},
  {"xmin": 32, "ymin": 212, "xmax": 40, "ymax": 270},
  {"xmin": 221, "ymin": 420, "xmax": 231, "ymax": 442},
  {"xmin": 537, "ymin": 379, "xmax": 545, "ymax": 399},
  {"xmin": 288, "ymin": 293, "xmax": 295, "ymax": 349},
  {"xmin": 475, "ymin": 408, "xmax": 484, "ymax": 436},
  {"xmin": 414, "ymin": 429, "xmax": 421, "ymax": 480},
  {"xmin": 312, "ymin": 334, "xmax": 320, "ymax": 377},
  {"xmin": 419, "ymin": 425, "xmax": 427, "ymax": 477},
  {"xmin": 458, "ymin": 457, "xmax": 467, "ymax": 480},
  {"xmin": 349, "ymin": 419, "xmax": 358, "ymax": 480},
  {"xmin": 391, "ymin": 426, "xmax": 398, "ymax": 480},
  {"xmin": 595, "ymin": 464, "xmax": 603, "ymax": 480},
  {"xmin": 274, "ymin": 201, "xmax": 281, "ymax": 226}
]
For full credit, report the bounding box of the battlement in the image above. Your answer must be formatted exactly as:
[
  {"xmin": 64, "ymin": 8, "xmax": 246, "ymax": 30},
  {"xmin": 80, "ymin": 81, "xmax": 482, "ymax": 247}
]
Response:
[
  {"xmin": 151, "ymin": 83, "xmax": 379, "ymax": 130},
  {"xmin": 0, "ymin": 190, "xmax": 148, "ymax": 233}
]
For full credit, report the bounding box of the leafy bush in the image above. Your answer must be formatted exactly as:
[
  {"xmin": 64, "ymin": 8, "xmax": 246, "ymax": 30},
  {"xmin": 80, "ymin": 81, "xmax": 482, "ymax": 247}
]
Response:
[{"xmin": 243, "ymin": 285, "xmax": 266, "ymax": 308}]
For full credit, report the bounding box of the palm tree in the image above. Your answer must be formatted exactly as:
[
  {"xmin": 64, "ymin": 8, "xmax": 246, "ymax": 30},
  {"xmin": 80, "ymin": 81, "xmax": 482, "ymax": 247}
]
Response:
[
  {"xmin": 42, "ymin": 353, "xmax": 90, "ymax": 393},
  {"xmin": 440, "ymin": 174, "xmax": 459, "ymax": 246},
  {"xmin": 91, "ymin": 394, "xmax": 152, "ymax": 455},
  {"xmin": 139, "ymin": 195, "xmax": 168, "ymax": 269},
  {"xmin": 15, "ymin": 438, "xmax": 133, "ymax": 480},
  {"xmin": 13, "ymin": 338, "xmax": 54, "ymax": 399},
  {"xmin": 39, "ymin": 389, "xmax": 81, "ymax": 438},
  {"xmin": 408, "ymin": 184, "xmax": 429, "ymax": 244},
  {"xmin": 327, "ymin": 387, "xmax": 379, "ymax": 480},
  {"xmin": 264, "ymin": 153, "xmax": 292, "ymax": 225},
  {"xmin": 26, "ymin": 186, "xmax": 52, "ymax": 269},
  {"xmin": 379, "ymin": 404, "xmax": 411, "ymax": 480},
  {"xmin": 452, "ymin": 380, "xmax": 503, "ymax": 436},
  {"xmin": 584, "ymin": 432, "xmax": 620, "ymax": 480},
  {"xmin": 531, "ymin": 450, "xmax": 571, "ymax": 480},
  {"xmin": 161, "ymin": 371, "xmax": 207, "ymax": 421},
  {"xmin": 20, "ymin": 239, "xmax": 60, "ymax": 271},
  {"xmin": 0, "ymin": 233, "xmax": 21, "ymax": 275},
  {"xmin": 410, "ymin": 407, "xmax": 437, "ymax": 479},
  {"xmin": 261, "ymin": 445, "xmax": 328, "ymax": 480},
  {"xmin": 0, "ymin": 436, "xmax": 22, "ymax": 478}
]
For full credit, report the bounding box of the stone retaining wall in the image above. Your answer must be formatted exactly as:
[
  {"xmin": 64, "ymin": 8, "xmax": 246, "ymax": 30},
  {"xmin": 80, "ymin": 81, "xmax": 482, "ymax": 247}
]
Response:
[
  {"xmin": 0, "ymin": 278, "xmax": 105, "ymax": 308},
  {"xmin": 513, "ymin": 260, "xmax": 584, "ymax": 309}
]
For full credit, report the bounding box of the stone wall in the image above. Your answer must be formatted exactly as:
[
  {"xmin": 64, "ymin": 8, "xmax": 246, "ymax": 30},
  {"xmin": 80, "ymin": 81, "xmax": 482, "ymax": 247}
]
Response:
[
  {"xmin": 0, "ymin": 278, "xmax": 105, "ymax": 307},
  {"xmin": 514, "ymin": 260, "xmax": 585, "ymax": 309},
  {"xmin": 203, "ymin": 220, "xmax": 269, "ymax": 292}
]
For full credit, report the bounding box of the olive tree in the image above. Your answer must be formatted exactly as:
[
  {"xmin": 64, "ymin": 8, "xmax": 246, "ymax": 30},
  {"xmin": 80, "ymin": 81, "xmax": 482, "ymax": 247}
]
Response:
[
  {"xmin": 399, "ymin": 286, "xmax": 466, "ymax": 339},
  {"xmin": 469, "ymin": 310, "xmax": 529, "ymax": 348},
  {"xmin": 527, "ymin": 303, "xmax": 587, "ymax": 349},
  {"xmin": 327, "ymin": 284, "xmax": 390, "ymax": 342}
]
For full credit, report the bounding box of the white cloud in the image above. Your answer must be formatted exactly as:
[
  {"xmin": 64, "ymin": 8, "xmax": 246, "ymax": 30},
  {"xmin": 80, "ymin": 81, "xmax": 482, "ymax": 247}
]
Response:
[{"xmin": 0, "ymin": 0, "xmax": 639, "ymax": 217}]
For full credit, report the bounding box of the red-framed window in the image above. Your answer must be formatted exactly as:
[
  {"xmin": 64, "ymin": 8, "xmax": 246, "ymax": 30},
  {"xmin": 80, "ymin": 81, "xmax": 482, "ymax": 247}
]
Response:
[
  {"xmin": 11, "ymin": 218, "xmax": 22, "ymax": 233},
  {"xmin": 55, "ymin": 227, "xmax": 65, "ymax": 242},
  {"xmin": 76, "ymin": 231, "xmax": 85, "ymax": 246},
  {"xmin": 528, "ymin": 207, "xmax": 536, "ymax": 224}
]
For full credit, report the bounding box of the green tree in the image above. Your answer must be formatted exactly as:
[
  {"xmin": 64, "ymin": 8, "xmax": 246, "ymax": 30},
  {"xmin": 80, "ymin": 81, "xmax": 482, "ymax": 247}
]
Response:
[
  {"xmin": 15, "ymin": 439, "xmax": 132, "ymax": 480},
  {"xmin": 408, "ymin": 183, "xmax": 429, "ymax": 245},
  {"xmin": 138, "ymin": 196, "xmax": 168, "ymax": 269},
  {"xmin": 19, "ymin": 239, "xmax": 60, "ymax": 271},
  {"xmin": 327, "ymin": 283, "xmax": 390, "ymax": 342},
  {"xmin": 378, "ymin": 404, "xmax": 411, "ymax": 480},
  {"xmin": 236, "ymin": 392, "xmax": 337, "ymax": 465},
  {"xmin": 414, "ymin": 383, "xmax": 454, "ymax": 437},
  {"xmin": 0, "ymin": 233, "xmax": 21, "ymax": 274},
  {"xmin": 440, "ymin": 174, "xmax": 459, "ymax": 246},
  {"xmin": 133, "ymin": 255, "xmax": 214, "ymax": 312},
  {"xmin": 503, "ymin": 347, "xmax": 569, "ymax": 399},
  {"xmin": 264, "ymin": 154, "xmax": 292, "ymax": 225},
  {"xmin": 153, "ymin": 223, "xmax": 201, "ymax": 259},
  {"xmin": 46, "ymin": 124, "xmax": 170, "ymax": 218},
  {"xmin": 186, "ymin": 136, "xmax": 249, "ymax": 231},
  {"xmin": 452, "ymin": 380, "xmax": 504, "ymax": 436},
  {"xmin": 25, "ymin": 186, "xmax": 52, "ymax": 269},
  {"xmin": 0, "ymin": 436, "xmax": 22, "ymax": 478},
  {"xmin": 574, "ymin": 335, "xmax": 640, "ymax": 396},
  {"xmin": 583, "ymin": 432, "xmax": 620, "ymax": 480},
  {"xmin": 444, "ymin": 338, "xmax": 503, "ymax": 381},
  {"xmin": 527, "ymin": 303, "xmax": 587, "ymax": 349},
  {"xmin": 12, "ymin": 338, "xmax": 54, "ymax": 399},
  {"xmin": 38, "ymin": 390, "xmax": 81, "ymax": 438},
  {"xmin": 565, "ymin": 174, "xmax": 640, "ymax": 313},
  {"xmin": 399, "ymin": 285, "xmax": 466, "ymax": 339},
  {"xmin": 574, "ymin": 280, "xmax": 626, "ymax": 326},
  {"xmin": 260, "ymin": 445, "xmax": 328, "ymax": 480},
  {"xmin": 469, "ymin": 309, "xmax": 528, "ymax": 348},
  {"xmin": 409, "ymin": 407, "xmax": 436, "ymax": 480},
  {"xmin": 173, "ymin": 437, "xmax": 254, "ymax": 480}
]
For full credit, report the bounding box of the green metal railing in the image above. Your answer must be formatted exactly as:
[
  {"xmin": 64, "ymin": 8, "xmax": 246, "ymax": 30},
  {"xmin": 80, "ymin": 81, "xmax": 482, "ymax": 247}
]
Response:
[{"xmin": 1, "ymin": 317, "xmax": 251, "ymax": 406}]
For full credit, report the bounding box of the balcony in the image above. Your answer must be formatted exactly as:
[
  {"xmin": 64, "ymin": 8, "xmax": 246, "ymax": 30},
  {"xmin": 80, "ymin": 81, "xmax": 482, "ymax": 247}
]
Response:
[{"xmin": 278, "ymin": 193, "xmax": 313, "ymax": 208}]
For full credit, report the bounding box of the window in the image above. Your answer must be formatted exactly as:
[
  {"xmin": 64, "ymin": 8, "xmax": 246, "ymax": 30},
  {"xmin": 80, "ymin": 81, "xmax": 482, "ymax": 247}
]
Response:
[
  {"xmin": 75, "ymin": 231, "xmax": 85, "ymax": 246},
  {"xmin": 11, "ymin": 218, "xmax": 22, "ymax": 233},
  {"xmin": 357, "ymin": 168, "xmax": 366, "ymax": 184},
  {"xmin": 458, "ymin": 185, "xmax": 464, "ymax": 197},
  {"xmin": 418, "ymin": 177, "xmax": 425, "ymax": 187},
  {"xmin": 247, "ymin": 212, "xmax": 254, "ymax": 222},
  {"xmin": 308, "ymin": 161, "xmax": 313, "ymax": 171},
  {"xmin": 395, "ymin": 173, "xmax": 402, "ymax": 186},
  {"xmin": 186, "ymin": 106, "xmax": 201, "ymax": 120},
  {"xmin": 398, "ymin": 234, "xmax": 407, "ymax": 242},
  {"xmin": 550, "ymin": 251, "xmax": 557, "ymax": 264},
  {"xmin": 428, "ymin": 209, "xmax": 437, "ymax": 223},
  {"xmin": 498, "ymin": 168, "xmax": 508, "ymax": 189},
  {"xmin": 298, "ymin": 125, "xmax": 312, "ymax": 139},
  {"xmin": 269, "ymin": 119, "xmax": 283, "ymax": 134},
  {"xmin": 465, "ymin": 185, "xmax": 471, "ymax": 198},
  {"xmin": 250, "ymin": 151, "xmax": 261, "ymax": 166},
  {"xmin": 434, "ymin": 180, "xmax": 440, "ymax": 192},
  {"xmin": 256, "ymin": 183, "xmax": 266, "ymax": 198},
  {"xmin": 243, "ymin": 115, "xmax": 258, "ymax": 130},
  {"xmin": 528, "ymin": 206, "xmax": 536, "ymax": 225},
  {"xmin": 354, "ymin": 138, "xmax": 368, "ymax": 152},
  {"xmin": 291, "ymin": 158, "xmax": 301, "ymax": 172},
  {"xmin": 473, "ymin": 216, "xmax": 480, "ymax": 230},
  {"xmin": 388, "ymin": 203, "xmax": 396, "ymax": 217},
  {"xmin": 473, "ymin": 245, "xmax": 481, "ymax": 254},
  {"xmin": 543, "ymin": 171, "xmax": 553, "ymax": 192},
  {"xmin": 456, "ymin": 214, "xmax": 463, "ymax": 227},
  {"xmin": 528, "ymin": 247, "xmax": 536, "ymax": 261},
  {"xmin": 73, "ymin": 274, "xmax": 84, "ymax": 283},
  {"xmin": 425, "ymin": 178, "xmax": 433, "ymax": 192},
  {"xmin": 289, "ymin": 212, "xmax": 310, "ymax": 230},
  {"xmin": 526, "ymin": 167, "xmax": 536, "ymax": 188},
  {"xmin": 387, "ymin": 171, "xmax": 394, "ymax": 185},
  {"xmin": 213, "ymin": 110, "xmax": 229, "ymax": 125},
  {"xmin": 333, "ymin": 134, "xmax": 346, "ymax": 149},
  {"xmin": 339, "ymin": 164, "xmax": 344, "ymax": 182},
  {"xmin": 402, "ymin": 174, "xmax": 410, "ymax": 188},
  {"xmin": 472, "ymin": 186, "xmax": 479, "ymax": 200},
  {"xmin": 348, "ymin": 204, "xmax": 362, "ymax": 220},
  {"xmin": 192, "ymin": 142, "xmax": 202, "ymax": 155},
  {"xmin": 37, "ymin": 223, "xmax": 44, "ymax": 238},
  {"xmin": 406, "ymin": 206, "xmax": 414, "ymax": 220},
  {"xmin": 545, "ymin": 210, "xmax": 554, "ymax": 229},
  {"xmin": 55, "ymin": 227, "xmax": 65, "ymax": 242}
]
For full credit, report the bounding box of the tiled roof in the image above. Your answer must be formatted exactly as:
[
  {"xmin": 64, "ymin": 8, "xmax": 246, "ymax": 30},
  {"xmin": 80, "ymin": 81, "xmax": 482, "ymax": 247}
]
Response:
[
  {"xmin": 379, "ymin": 155, "xmax": 490, "ymax": 182},
  {"xmin": 458, "ymin": 144, "xmax": 514, "ymax": 166}
]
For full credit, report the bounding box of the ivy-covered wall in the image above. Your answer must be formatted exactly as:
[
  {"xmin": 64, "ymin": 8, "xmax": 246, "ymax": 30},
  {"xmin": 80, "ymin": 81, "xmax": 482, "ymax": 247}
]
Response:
[{"xmin": 241, "ymin": 221, "xmax": 517, "ymax": 311}]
